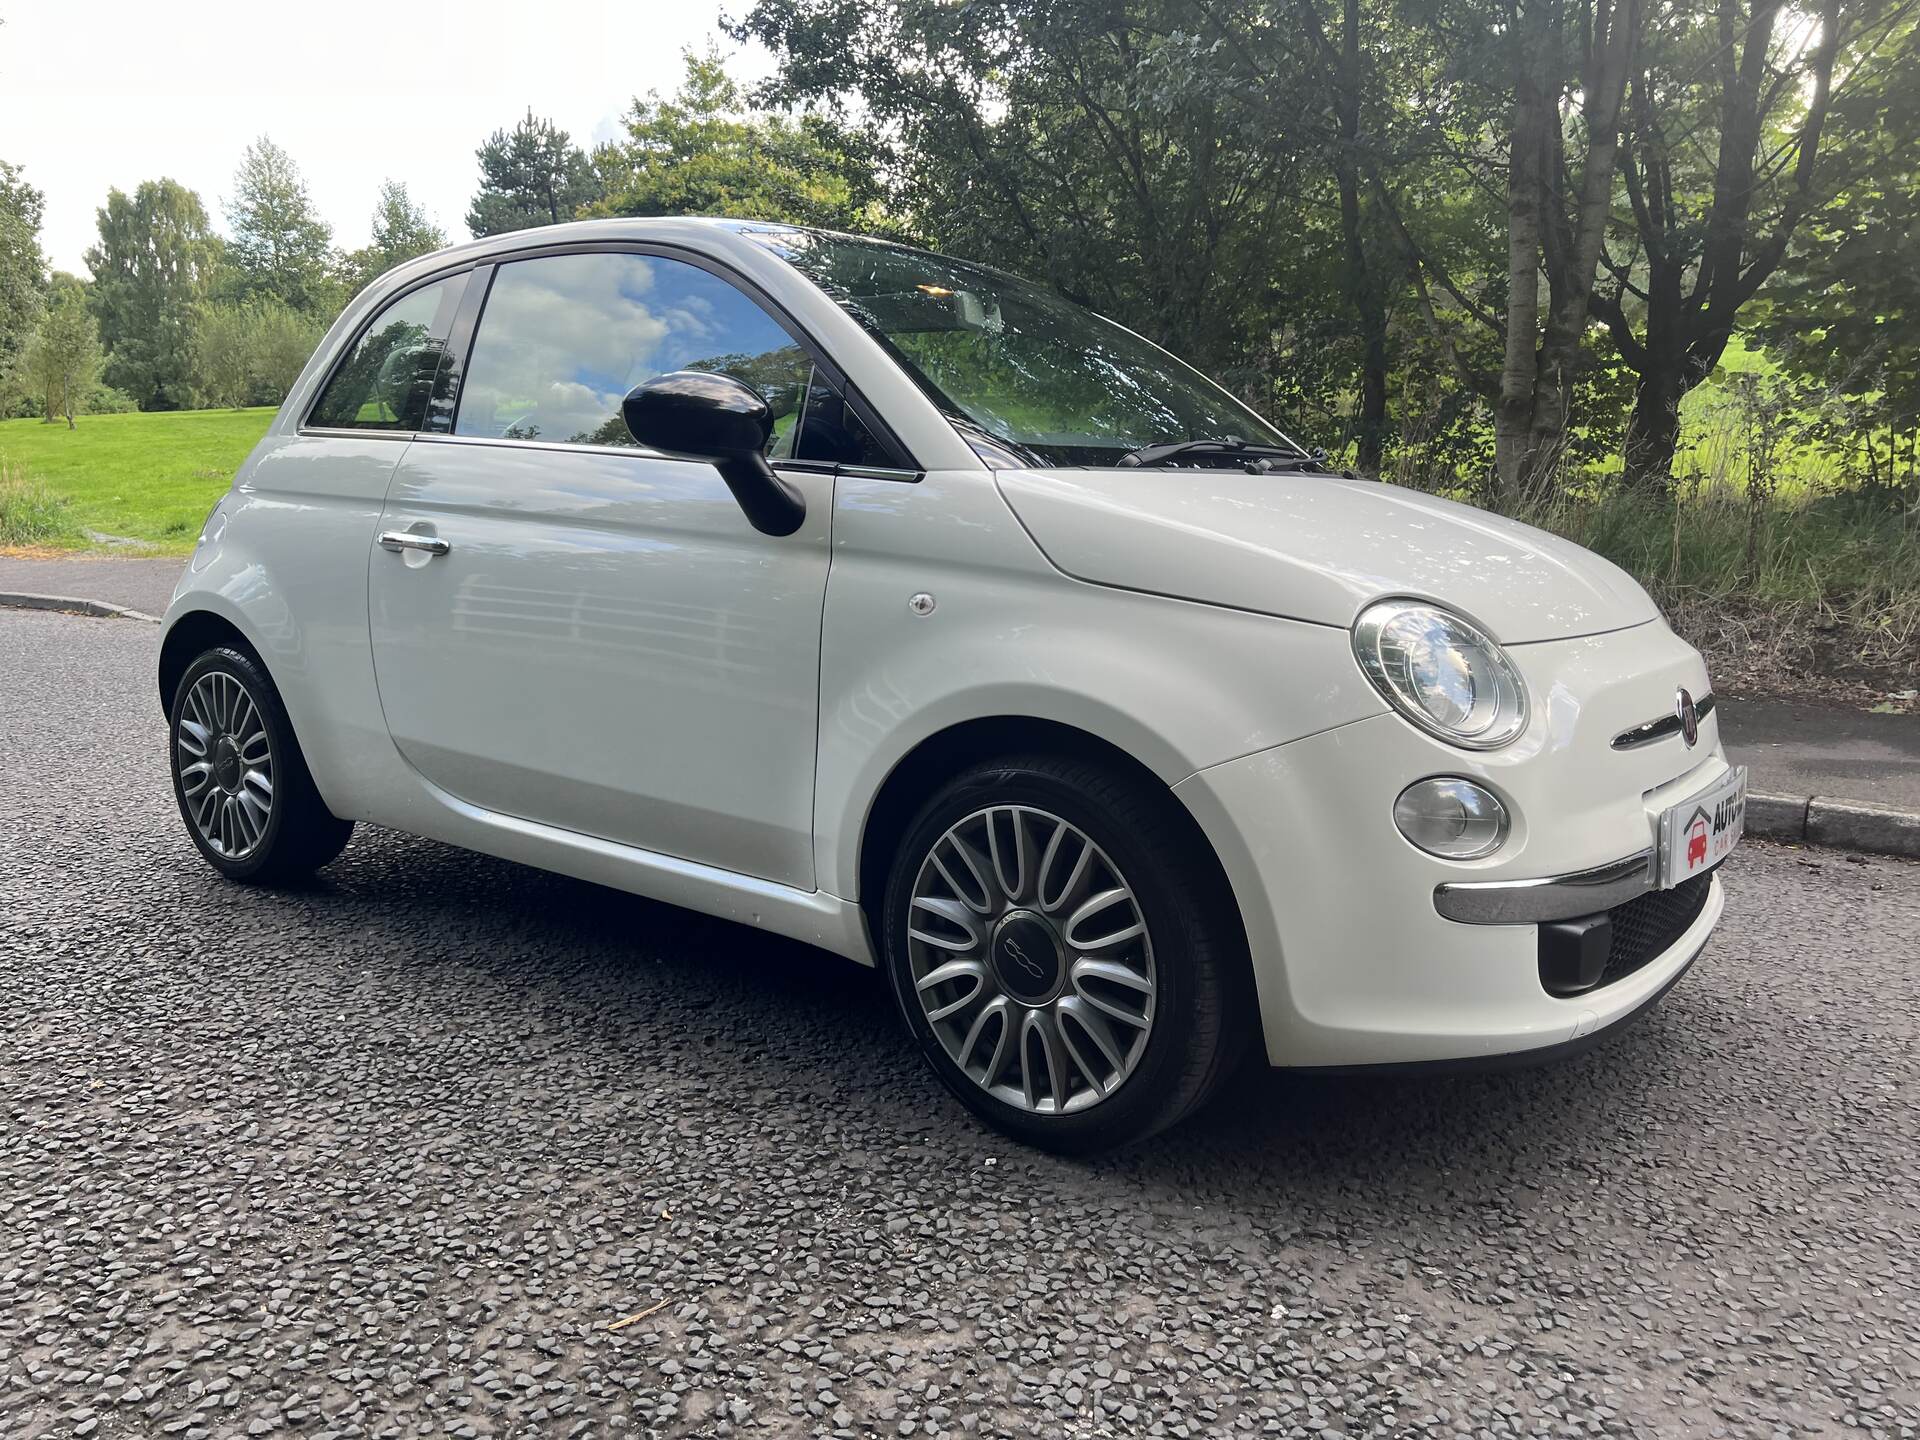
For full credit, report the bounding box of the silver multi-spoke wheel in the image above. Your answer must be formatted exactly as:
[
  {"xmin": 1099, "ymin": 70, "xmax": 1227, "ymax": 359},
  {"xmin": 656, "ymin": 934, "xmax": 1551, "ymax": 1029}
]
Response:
[
  {"xmin": 175, "ymin": 670, "xmax": 275, "ymax": 860},
  {"xmin": 907, "ymin": 805, "xmax": 1156, "ymax": 1115}
]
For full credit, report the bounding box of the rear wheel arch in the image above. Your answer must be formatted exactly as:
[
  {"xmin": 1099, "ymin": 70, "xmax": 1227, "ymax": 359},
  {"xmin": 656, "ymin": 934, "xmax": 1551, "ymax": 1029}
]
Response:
[
  {"xmin": 158, "ymin": 609, "xmax": 260, "ymax": 716},
  {"xmin": 166, "ymin": 642, "xmax": 354, "ymax": 882}
]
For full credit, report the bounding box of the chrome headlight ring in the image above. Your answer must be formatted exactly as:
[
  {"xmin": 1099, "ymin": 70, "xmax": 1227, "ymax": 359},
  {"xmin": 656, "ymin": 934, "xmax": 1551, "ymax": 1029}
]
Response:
[{"xmin": 1352, "ymin": 598, "xmax": 1530, "ymax": 750}]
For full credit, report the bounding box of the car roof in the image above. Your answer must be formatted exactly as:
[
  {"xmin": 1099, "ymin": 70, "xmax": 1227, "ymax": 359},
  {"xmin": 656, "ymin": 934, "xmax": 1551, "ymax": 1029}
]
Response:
[
  {"xmin": 374, "ymin": 215, "xmax": 1035, "ymax": 299},
  {"xmin": 375, "ymin": 215, "xmax": 785, "ymax": 275}
]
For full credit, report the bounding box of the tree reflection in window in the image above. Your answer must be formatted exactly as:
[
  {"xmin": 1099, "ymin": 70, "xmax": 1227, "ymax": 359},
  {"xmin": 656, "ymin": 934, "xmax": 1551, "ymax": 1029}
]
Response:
[
  {"xmin": 310, "ymin": 279, "xmax": 454, "ymax": 431},
  {"xmin": 750, "ymin": 229, "xmax": 1301, "ymax": 466}
]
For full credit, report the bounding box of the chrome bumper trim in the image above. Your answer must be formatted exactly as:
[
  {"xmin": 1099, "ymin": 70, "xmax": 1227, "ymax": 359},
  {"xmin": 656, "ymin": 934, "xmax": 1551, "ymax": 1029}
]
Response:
[{"xmin": 1434, "ymin": 849, "xmax": 1656, "ymax": 925}]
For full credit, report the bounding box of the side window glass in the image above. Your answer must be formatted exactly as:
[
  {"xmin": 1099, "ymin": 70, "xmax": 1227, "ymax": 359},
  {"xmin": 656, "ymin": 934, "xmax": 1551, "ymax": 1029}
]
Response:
[
  {"xmin": 309, "ymin": 278, "xmax": 458, "ymax": 431},
  {"xmin": 455, "ymin": 252, "xmax": 812, "ymax": 452}
]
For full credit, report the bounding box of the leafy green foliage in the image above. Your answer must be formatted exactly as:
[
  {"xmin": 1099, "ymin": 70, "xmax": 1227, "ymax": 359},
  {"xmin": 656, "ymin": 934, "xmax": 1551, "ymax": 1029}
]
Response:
[
  {"xmin": 0, "ymin": 159, "xmax": 46, "ymax": 383},
  {"xmin": 342, "ymin": 180, "xmax": 449, "ymax": 294},
  {"xmin": 20, "ymin": 273, "xmax": 104, "ymax": 427},
  {"xmin": 224, "ymin": 137, "xmax": 338, "ymax": 315},
  {"xmin": 466, "ymin": 112, "xmax": 601, "ymax": 237},
  {"xmin": 1585, "ymin": 0, "xmax": 1887, "ymax": 487},
  {"xmin": 189, "ymin": 299, "xmax": 323, "ymax": 409},
  {"xmin": 734, "ymin": 2, "xmax": 1314, "ymax": 381},
  {"xmin": 1751, "ymin": 6, "xmax": 1920, "ymax": 487},
  {"xmin": 85, "ymin": 178, "xmax": 221, "ymax": 411},
  {"xmin": 588, "ymin": 51, "xmax": 887, "ymax": 231}
]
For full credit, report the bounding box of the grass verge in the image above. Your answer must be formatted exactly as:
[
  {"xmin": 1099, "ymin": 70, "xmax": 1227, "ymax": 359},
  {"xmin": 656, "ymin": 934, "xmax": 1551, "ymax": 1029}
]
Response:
[
  {"xmin": 0, "ymin": 463, "xmax": 81, "ymax": 547},
  {"xmin": 0, "ymin": 408, "xmax": 275, "ymax": 553},
  {"xmin": 1526, "ymin": 483, "xmax": 1920, "ymax": 693}
]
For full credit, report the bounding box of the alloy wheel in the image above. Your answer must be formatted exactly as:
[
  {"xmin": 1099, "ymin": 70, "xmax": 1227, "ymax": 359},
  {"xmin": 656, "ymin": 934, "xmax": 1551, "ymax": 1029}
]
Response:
[
  {"xmin": 906, "ymin": 805, "xmax": 1156, "ymax": 1114},
  {"xmin": 175, "ymin": 669, "xmax": 276, "ymax": 860}
]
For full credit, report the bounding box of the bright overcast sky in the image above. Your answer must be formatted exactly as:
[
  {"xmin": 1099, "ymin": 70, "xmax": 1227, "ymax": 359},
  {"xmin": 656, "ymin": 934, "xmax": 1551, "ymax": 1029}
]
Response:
[{"xmin": 2, "ymin": 0, "xmax": 770, "ymax": 275}]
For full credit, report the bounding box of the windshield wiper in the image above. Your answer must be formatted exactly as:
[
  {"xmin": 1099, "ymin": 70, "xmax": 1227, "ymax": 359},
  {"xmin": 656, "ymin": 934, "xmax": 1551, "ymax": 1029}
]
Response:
[{"xmin": 1115, "ymin": 437, "xmax": 1324, "ymax": 473}]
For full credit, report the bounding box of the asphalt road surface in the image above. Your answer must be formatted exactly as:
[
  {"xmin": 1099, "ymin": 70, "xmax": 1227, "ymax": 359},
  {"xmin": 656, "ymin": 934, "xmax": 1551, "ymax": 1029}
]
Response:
[{"xmin": 3, "ymin": 606, "xmax": 1916, "ymax": 1440}]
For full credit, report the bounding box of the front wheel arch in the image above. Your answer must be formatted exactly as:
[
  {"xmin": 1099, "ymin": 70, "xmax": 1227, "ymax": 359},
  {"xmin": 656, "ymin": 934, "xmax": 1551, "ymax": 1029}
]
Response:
[
  {"xmin": 879, "ymin": 750, "xmax": 1256, "ymax": 1149},
  {"xmin": 854, "ymin": 717, "xmax": 1253, "ymax": 990}
]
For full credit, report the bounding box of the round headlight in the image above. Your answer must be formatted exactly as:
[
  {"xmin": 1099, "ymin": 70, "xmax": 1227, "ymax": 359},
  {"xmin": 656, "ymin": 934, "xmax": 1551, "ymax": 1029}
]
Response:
[
  {"xmin": 1393, "ymin": 777, "xmax": 1510, "ymax": 859},
  {"xmin": 1353, "ymin": 600, "xmax": 1529, "ymax": 749}
]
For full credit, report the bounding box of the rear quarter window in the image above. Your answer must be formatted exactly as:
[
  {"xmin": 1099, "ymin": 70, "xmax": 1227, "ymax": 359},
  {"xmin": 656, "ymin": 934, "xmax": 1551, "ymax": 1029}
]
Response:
[{"xmin": 308, "ymin": 275, "xmax": 463, "ymax": 432}]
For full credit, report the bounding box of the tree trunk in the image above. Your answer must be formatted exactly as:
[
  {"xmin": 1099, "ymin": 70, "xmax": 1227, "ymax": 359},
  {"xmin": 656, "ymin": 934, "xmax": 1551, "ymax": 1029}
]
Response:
[
  {"xmin": 1336, "ymin": 0, "xmax": 1389, "ymax": 475},
  {"xmin": 1357, "ymin": 328, "xmax": 1388, "ymax": 473},
  {"xmin": 1492, "ymin": 3, "xmax": 1554, "ymax": 507},
  {"xmin": 1599, "ymin": 0, "xmax": 1842, "ymax": 489},
  {"xmin": 1623, "ymin": 363, "xmax": 1684, "ymax": 487},
  {"xmin": 1531, "ymin": 0, "xmax": 1637, "ymax": 481},
  {"xmin": 1619, "ymin": 253, "xmax": 1709, "ymax": 487}
]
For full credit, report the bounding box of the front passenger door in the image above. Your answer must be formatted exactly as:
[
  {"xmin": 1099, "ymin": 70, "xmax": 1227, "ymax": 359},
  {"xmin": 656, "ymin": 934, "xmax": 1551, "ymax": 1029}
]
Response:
[{"xmin": 368, "ymin": 249, "xmax": 836, "ymax": 889}]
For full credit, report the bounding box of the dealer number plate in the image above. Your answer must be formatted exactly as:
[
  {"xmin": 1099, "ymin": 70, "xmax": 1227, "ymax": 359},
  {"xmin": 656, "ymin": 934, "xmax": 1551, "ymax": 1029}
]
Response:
[{"xmin": 1658, "ymin": 765, "xmax": 1746, "ymax": 889}]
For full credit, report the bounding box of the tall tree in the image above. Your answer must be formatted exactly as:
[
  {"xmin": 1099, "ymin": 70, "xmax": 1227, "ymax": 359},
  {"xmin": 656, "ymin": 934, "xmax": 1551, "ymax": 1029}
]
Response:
[
  {"xmin": 1365, "ymin": 0, "xmax": 1641, "ymax": 502},
  {"xmin": 85, "ymin": 179, "xmax": 222, "ymax": 410},
  {"xmin": 588, "ymin": 50, "xmax": 885, "ymax": 231},
  {"xmin": 0, "ymin": 159, "xmax": 47, "ymax": 384},
  {"xmin": 735, "ymin": 1, "xmax": 1318, "ymax": 397},
  {"xmin": 21, "ymin": 274, "xmax": 104, "ymax": 428},
  {"xmin": 225, "ymin": 137, "xmax": 336, "ymax": 314},
  {"xmin": 1298, "ymin": 0, "xmax": 1393, "ymax": 474},
  {"xmin": 1198, "ymin": 0, "xmax": 1424, "ymax": 471},
  {"xmin": 1592, "ymin": 0, "xmax": 1892, "ymax": 487},
  {"xmin": 1752, "ymin": 6, "xmax": 1920, "ymax": 488},
  {"xmin": 466, "ymin": 112, "xmax": 602, "ymax": 237},
  {"xmin": 343, "ymin": 180, "xmax": 449, "ymax": 291}
]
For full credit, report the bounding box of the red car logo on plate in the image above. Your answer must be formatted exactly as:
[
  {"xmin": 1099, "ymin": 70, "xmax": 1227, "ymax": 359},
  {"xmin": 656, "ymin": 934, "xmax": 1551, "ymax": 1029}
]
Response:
[{"xmin": 1687, "ymin": 818, "xmax": 1709, "ymax": 868}]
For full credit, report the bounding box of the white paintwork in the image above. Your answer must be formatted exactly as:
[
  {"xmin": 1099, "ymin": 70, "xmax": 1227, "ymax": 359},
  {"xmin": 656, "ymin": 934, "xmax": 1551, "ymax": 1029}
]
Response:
[
  {"xmin": 998, "ymin": 467, "xmax": 1660, "ymax": 642},
  {"xmin": 165, "ymin": 215, "xmax": 1731, "ymax": 1069},
  {"xmin": 810, "ymin": 469, "xmax": 1379, "ymax": 901},
  {"xmin": 369, "ymin": 435, "xmax": 835, "ymax": 887},
  {"xmin": 1175, "ymin": 618, "xmax": 1725, "ymax": 1065}
]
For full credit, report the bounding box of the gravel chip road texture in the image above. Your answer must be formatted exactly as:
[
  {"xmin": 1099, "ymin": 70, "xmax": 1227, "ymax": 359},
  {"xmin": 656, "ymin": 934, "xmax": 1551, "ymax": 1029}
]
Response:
[{"xmin": 3, "ymin": 605, "xmax": 1917, "ymax": 1440}]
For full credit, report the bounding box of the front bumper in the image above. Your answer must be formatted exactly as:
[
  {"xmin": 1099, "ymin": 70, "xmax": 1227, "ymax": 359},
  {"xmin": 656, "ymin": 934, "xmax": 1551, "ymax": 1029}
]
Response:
[
  {"xmin": 1433, "ymin": 848, "xmax": 1659, "ymax": 924},
  {"xmin": 1173, "ymin": 619, "xmax": 1731, "ymax": 1068}
]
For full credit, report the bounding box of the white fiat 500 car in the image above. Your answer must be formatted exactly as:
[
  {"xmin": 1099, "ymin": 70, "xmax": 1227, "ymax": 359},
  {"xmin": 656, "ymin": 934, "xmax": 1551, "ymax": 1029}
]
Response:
[{"xmin": 161, "ymin": 218, "xmax": 1744, "ymax": 1150}]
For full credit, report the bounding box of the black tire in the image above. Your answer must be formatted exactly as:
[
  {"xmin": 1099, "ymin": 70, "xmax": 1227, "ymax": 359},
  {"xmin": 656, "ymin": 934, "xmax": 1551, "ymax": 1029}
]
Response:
[
  {"xmin": 167, "ymin": 645, "xmax": 353, "ymax": 884},
  {"xmin": 881, "ymin": 754, "xmax": 1252, "ymax": 1153}
]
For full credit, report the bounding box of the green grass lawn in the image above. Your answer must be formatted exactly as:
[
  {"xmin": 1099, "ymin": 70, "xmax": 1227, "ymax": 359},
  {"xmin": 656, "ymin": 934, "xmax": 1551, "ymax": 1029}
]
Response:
[{"xmin": 0, "ymin": 407, "xmax": 276, "ymax": 553}]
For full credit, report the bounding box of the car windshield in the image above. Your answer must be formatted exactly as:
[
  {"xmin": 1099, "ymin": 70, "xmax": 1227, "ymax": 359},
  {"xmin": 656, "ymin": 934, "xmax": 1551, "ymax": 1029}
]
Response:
[{"xmin": 746, "ymin": 228, "xmax": 1301, "ymax": 467}]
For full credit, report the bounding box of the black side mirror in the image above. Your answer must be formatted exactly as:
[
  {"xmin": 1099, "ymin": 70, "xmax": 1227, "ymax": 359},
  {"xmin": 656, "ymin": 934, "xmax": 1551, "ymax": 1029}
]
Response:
[{"xmin": 621, "ymin": 371, "xmax": 806, "ymax": 537}]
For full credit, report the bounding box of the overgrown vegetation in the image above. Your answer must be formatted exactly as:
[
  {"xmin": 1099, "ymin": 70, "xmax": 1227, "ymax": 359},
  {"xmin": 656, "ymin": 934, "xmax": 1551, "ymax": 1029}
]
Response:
[
  {"xmin": 1548, "ymin": 489, "xmax": 1917, "ymax": 684},
  {"xmin": 1394, "ymin": 359, "xmax": 1920, "ymax": 684},
  {"xmin": 0, "ymin": 462, "xmax": 77, "ymax": 547}
]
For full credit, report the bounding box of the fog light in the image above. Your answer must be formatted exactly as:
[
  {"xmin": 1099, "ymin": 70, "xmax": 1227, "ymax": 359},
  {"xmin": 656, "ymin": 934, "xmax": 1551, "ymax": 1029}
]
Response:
[{"xmin": 1393, "ymin": 777, "xmax": 1509, "ymax": 859}]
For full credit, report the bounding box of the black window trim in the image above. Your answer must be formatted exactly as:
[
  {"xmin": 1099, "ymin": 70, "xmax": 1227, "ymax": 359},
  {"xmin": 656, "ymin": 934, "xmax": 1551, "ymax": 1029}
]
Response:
[
  {"xmin": 299, "ymin": 267, "xmax": 475, "ymax": 438},
  {"xmin": 421, "ymin": 238, "xmax": 922, "ymax": 478}
]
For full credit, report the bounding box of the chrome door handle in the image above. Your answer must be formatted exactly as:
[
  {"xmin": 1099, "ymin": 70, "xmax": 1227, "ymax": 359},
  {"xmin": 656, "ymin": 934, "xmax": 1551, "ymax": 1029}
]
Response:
[{"xmin": 379, "ymin": 530, "xmax": 451, "ymax": 556}]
